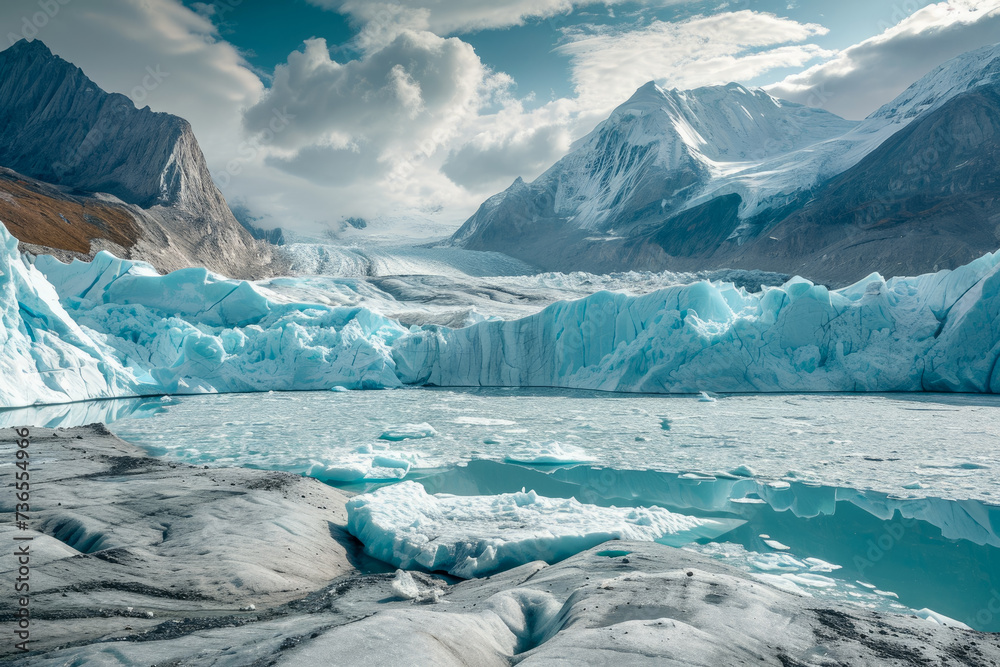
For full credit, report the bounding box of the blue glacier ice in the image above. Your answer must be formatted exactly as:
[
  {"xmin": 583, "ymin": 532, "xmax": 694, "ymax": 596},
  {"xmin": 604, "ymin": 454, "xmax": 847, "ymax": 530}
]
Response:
[
  {"xmin": 40, "ymin": 252, "xmax": 405, "ymax": 396},
  {"xmin": 1, "ymin": 220, "xmax": 406, "ymax": 405},
  {"xmin": 0, "ymin": 225, "xmax": 139, "ymax": 407},
  {"xmin": 394, "ymin": 253, "xmax": 1000, "ymax": 393},
  {"xmin": 3, "ymin": 217, "xmax": 1000, "ymax": 408}
]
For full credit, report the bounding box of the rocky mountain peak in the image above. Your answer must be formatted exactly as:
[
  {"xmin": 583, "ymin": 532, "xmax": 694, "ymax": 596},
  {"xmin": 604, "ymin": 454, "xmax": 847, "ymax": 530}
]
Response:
[
  {"xmin": 0, "ymin": 40, "xmax": 276, "ymax": 278},
  {"xmin": 0, "ymin": 39, "xmax": 193, "ymax": 209}
]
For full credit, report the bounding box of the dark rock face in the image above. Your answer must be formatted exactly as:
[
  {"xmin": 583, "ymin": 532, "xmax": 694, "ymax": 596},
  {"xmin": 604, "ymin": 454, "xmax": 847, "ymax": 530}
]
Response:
[
  {"xmin": 0, "ymin": 40, "xmax": 275, "ymax": 278},
  {"xmin": 0, "ymin": 39, "xmax": 185, "ymax": 208}
]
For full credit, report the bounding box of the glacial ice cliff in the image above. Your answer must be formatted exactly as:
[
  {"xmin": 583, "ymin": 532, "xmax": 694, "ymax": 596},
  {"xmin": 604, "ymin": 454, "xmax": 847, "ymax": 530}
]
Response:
[
  {"xmin": 3, "ymin": 216, "xmax": 1000, "ymax": 408},
  {"xmin": 1, "ymin": 221, "xmax": 403, "ymax": 407},
  {"xmin": 394, "ymin": 251, "xmax": 1000, "ymax": 393},
  {"xmin": 0, "ymin": 224, "xmax": 138, "ymax": 407}
]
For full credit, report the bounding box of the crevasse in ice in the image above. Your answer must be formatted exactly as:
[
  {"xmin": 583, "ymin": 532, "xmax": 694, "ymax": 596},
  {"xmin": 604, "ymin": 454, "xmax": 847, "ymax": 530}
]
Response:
[{"xmin": 3, "ymin": 218, "xmax": 1000, "ymax": 408}]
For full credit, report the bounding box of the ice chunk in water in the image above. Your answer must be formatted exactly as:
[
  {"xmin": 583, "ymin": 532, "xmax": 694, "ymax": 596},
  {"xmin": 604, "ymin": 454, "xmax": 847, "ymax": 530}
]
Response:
[
  {"xmin": 504, "ymin": 441, "xmax": 593, "ymax": 465},
  {"xmin": 378, "ymin": 423, "xmax": 437, "ymax": 441},
  {"xmin": 346, "ymin": 481, "xmax": 744, "ymax": 578},
  {"xmin": 915, "ymin": 608, "xmax": 971, "ymax": 629},
  {"xmin": 763, "ymin": 539, "xmax": 791, "ymax": 551}
]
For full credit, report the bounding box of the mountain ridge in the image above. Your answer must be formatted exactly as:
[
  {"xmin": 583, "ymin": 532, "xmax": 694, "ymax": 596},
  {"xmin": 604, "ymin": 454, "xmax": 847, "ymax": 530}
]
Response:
[
  {"xmin": 0, "ymin": 39, "xmax": 278, "ymax": 279},
  {"xmin": 449, "ymin": 42, "xmax": 1000, "ymax": 285}
]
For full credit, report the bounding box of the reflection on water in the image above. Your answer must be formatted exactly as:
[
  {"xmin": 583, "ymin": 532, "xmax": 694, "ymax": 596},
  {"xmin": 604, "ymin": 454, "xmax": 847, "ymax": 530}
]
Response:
[{"xmin": 0, "ymin": 396, "xmax": 167, "ymax": 429}]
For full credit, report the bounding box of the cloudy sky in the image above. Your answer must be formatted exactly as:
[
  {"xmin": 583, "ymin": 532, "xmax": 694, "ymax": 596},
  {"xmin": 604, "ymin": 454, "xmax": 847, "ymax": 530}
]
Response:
[{"xmin": 3, "ymin": 0, "xmax": 1000, "ymax": 237}]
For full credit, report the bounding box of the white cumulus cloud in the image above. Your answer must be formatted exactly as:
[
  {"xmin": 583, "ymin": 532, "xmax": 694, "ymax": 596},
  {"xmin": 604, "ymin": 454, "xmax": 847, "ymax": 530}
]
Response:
[
  {"xmin": 768, "ymin": 0, "xmax": 1000, "ymax": 119},
  {"xmin": 240, "ymin": 32, "xmax": 517, "ymax": 225},
  {"xmin": 557, "ymin": 11, "xmax": 832, "ymax": 111}
]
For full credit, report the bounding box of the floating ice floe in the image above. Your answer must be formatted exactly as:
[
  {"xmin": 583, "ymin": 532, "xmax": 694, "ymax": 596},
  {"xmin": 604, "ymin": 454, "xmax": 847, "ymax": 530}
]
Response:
[
  {"xmin": 915, "ymin": 608, "xmax": 972, "ymax": 629},
  {"xmin": 763, "ymin": 538, "xmax": 791, "ymax": 551},
  {"xmin": 378, "ymin": 423, "xmax": 437, "ymax": 441},
  {"xmin": 306, "ymin": 445, "xmax": 427, "ymax": 482},
  {"xmin": 346, "ymin": 481, "xmax": 744, "ymax": 577},
  {"xmin": 504, "ymin": 441, "xmax": 594, "ymax": 465}
]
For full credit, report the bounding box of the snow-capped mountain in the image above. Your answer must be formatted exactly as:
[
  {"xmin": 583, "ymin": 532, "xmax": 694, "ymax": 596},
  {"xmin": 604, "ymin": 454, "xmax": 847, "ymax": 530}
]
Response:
[
  {"xmin": 735, "ymin": 81, "xmax": 1000, "ymax": 281},
  {"xmin": 451, "ymin": 82, "xmax": 854, "ymax": 257},
  {"xmin": 0, "ymin": 39, "xmax": 276, "ymax": 278},
  {"xmin": 542, "ymin": 82, "xmax": 858, "ymax": 231},
  {"xmin": 866, "ymin": 41, "xmax": 1000, "ymax": 124},
  {"xmin": 451, "ymin": 42, "xmax": 1000, "ymax": 285}
]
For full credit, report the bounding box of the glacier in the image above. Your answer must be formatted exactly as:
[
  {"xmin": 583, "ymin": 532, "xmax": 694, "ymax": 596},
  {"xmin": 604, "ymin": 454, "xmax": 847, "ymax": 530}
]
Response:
[
  {"xmin": 394, "ymin": 252, "xmax": 1000, "ymax": 393},
  {"xmin": 3, "ymin": 216, "xmax": 1000, "ymax": 409},
  {"xmin": 0, "ymin": 224, "xmax": 138, "ymax": 407},
  {"xmin": 2, "ymin": 220, "xmax": 405, "ymax": 406}
]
